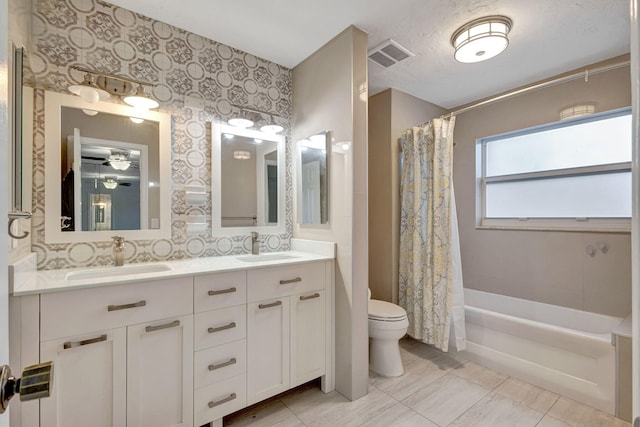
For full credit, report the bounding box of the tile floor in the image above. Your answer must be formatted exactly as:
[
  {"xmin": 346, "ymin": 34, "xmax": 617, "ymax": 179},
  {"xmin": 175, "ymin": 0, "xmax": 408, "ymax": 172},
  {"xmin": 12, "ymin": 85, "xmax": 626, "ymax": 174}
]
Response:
[{"xmin": 224, "ymin": 338, "xmax": 631, "ymax": 427}]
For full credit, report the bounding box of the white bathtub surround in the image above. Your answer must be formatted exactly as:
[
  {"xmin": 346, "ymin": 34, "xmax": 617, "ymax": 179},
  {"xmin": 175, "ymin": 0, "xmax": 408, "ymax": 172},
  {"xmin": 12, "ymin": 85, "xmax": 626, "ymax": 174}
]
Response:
[
  {"xmin": 458, "ymin": 288, "xmax": 624, "ymax": 414},
  {"xmin": 399, "ymin": 116, "xmax": 466, "ymax": 352}
]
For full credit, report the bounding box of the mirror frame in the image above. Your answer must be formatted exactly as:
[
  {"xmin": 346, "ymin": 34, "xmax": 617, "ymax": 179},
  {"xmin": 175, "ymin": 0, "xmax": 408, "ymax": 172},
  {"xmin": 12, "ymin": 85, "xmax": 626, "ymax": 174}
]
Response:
[
  {"xmin": 44, "ymin": 90, "xmax": 172, "ymax": 243},
  {"xmin": 211, "ymin": 123, "xmax": 286, "ymax": 237}
]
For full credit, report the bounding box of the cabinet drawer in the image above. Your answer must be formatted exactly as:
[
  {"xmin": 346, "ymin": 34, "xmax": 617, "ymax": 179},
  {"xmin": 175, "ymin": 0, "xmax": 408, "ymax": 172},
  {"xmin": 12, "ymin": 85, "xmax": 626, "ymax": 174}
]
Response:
[
  {"xmin": 194, "ymin": 374, "xmax": 246, "ymax": 425},
  {"xmin": 194, "ymin": 339, "xmax": 246, "ymax": 389},
  {"xmin": 194, "ymin": 305, "xmax": 246, "ymax": 351},
  {"xmin": 194, "ymin": 271, "xmax": 246, "ymax": 312},
  {"xmin": 41, "ymin": 278, "xmax": 193, "ymax": 341},
  {"xmin": 247, "ymin": 262, "xmax": 325, "ymax": 302}
]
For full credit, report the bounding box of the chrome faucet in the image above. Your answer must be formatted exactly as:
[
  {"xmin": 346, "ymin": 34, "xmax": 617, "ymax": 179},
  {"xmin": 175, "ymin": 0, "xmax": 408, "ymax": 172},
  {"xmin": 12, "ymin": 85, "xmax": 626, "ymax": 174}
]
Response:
[
  {"xmin": 251, "ymin": 232, "xmax": 260, "ymax": 255},
  {"xmin": 112, "ymin": 236, "xmax": 125, "ymax": 266}
]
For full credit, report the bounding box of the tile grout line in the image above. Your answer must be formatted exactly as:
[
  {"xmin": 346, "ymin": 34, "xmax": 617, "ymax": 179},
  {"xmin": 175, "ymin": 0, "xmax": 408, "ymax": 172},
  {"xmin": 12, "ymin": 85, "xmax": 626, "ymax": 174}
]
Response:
[
  {"xmin": 533, "ymin": 394, "xmax": 562, "ymax": 427},
  {"xmin": 436, "ymin": 371, "xmax": 510, "ymax": 427},
  {"xmin": 277, "ymin": 396, "xmax": 310, "ymax": 426}
]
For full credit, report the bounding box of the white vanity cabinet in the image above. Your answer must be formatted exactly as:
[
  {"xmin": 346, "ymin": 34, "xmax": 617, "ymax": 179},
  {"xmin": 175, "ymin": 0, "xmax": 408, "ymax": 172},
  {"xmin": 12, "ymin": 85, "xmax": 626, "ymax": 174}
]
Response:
[
  {"xmin": 39, "ymin": 278, "xmax": 193, "ymax": 427},
  {"xmin": 12, "ymin": 254, "xmax": 334, "ymax": 427},
  {"xmin": 246, "ymin": 262, "xmax": 330, "ymax": 405},
  {"xmin": 193, "ymin": 271, "xmax": 248, "ymax": 426}
]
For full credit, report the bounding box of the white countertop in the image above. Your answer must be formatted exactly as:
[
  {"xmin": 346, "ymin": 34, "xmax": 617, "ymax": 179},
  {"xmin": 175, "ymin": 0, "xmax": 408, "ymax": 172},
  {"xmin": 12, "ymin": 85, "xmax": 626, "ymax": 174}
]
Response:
[
  {"xmin": 613, "ymin": 313, "xmax": 632, "ymax": 339},
  {"xmin": 11, "ymin": 239, "xmax": 335, "ymax": 296}
]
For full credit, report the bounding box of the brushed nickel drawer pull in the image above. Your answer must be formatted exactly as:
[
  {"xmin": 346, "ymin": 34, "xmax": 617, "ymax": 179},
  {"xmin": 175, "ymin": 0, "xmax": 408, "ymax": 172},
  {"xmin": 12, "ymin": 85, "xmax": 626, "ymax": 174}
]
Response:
[
  {"xmin": 108, "ymin": 300, "xmax": 146, "ymax": 311},
  {"xmin": 208, "ymin": 322, "xmax": 236, "ymax": 334},
  {"xmin": 279, "ymin": 277, "xmax": 302, "ymax": 285},
  {"xmin": 145, "ymin": 320, "xmax": 180, "ymax": 333},
  {"xmin": 63, "ymin": 334, "xmax": 107, "ymax": 350},
  {"xmin": 208, "ymin": 287, "xmax": 237, "ymax": 296},
  {"xmin": 300, "ymin": 293, "xmax": 320, "ymax": 301},
  {"xmin": 208, "ymin": 357, "xmax": 237, "ymax": 371},
  {"xmin": 259, "ymin": 300, "xmax": 282, "ymax": 309},
  {"xmin": 208, "ymin": 392, "xmax": 236, "ymax": 408}
]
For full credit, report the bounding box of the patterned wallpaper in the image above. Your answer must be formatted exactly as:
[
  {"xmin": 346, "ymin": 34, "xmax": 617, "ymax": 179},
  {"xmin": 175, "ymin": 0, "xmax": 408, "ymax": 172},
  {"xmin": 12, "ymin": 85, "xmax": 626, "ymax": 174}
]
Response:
[{"xmin": 29, "ymin": 0, "xmax": 293, "ymax": 269}]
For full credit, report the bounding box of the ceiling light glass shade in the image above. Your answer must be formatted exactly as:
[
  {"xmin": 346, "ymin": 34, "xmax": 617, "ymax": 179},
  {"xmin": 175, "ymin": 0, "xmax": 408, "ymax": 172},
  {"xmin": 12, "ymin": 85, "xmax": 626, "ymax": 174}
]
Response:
[
  {"xmin": 228, "ymin": 117, "xmax": 254, "ymax": 128},
  {"xmin": 451, "ymin": 16, "xmax": 512, "ymax": 63},
  {"xmin": 69, "ymin": 73, "xmax": 110, "ymax": 103},
  {"xmin": 560, "ymin": 104, "xmax": 595, "ymax": 120},
  {"xmin": 103, "ymin": 177, "xmax": 118, "ymax": 189},
  {"xmin": 233, "ymin": 150, "xmax": 251, "ymax": 160},
  {"xmin": 124, "ymin": 85, "xmax": 159, "ymax": 110},
  {"xmin": 260, "ymin": 124, "xmax": 284, "ymax": 134},
  {"xmin": 108, "ymin": 154, "xmax": 131, "ymax": 171}
]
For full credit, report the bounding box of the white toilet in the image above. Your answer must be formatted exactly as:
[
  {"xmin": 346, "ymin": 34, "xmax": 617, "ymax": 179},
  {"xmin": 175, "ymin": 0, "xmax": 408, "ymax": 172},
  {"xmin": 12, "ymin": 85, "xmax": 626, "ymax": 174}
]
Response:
[{"xmin": 368, "ymin": 289, "xmax": 409, "ymax": 377}]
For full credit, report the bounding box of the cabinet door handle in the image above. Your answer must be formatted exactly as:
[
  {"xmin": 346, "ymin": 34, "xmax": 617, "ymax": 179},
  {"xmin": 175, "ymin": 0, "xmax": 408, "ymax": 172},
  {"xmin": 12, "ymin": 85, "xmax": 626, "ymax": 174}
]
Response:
[
  {"xmin": 208, "ymin": 322, "xmax": 236, "ymax": 334},
  {"xmin": 145, "ymin": 320, "xmax": 180, "ymax": 333},
  {"xmin": 208, "ymin": 392, "xmax": 236, "ymax": 408},
  {"xmin": 279, "ymin": 277, "xmax": 302, "ymax": 285},
  {"xmin": 107, "ymin": 300, "xmax": 146, "ymax": 311},
  {"xmin": 208, "ymin": 357, "xmax": 237, "ymax": 371},
  {"xmin": 63, "ymin": 334, "xmax": 107, "ymax": 350},
  {"xmin": 208, "ymin": 287, "xmax": 236, "ymax": 296},
  {"xmin": 259, "ymin": 300, "xmax": 282, "ymax": 309},
  {"xmin": 300, "ymin": 293, "xmax": 320, "ymax": 301}
]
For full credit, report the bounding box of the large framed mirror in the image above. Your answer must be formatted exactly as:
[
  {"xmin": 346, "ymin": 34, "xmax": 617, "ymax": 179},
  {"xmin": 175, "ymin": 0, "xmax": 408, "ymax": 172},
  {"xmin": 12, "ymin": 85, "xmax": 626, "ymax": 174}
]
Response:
[
  {"xmin": 296, "ymin": 132, "xmax": 329, "ymax": 225},
  {"xmin": 211, "ymin": 123, "xmax": 286, "ymax": 236},
  {"xmin": 44, "ymin": 91, "xmax": 171, "ymax": 243}
]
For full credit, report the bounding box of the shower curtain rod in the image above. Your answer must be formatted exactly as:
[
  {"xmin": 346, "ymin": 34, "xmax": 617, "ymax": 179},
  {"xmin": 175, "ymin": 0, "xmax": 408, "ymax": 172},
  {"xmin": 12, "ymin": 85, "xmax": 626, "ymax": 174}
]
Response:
[{"xmin": 442, "ymin": 59, "xmax": 630, "ymax": 118}]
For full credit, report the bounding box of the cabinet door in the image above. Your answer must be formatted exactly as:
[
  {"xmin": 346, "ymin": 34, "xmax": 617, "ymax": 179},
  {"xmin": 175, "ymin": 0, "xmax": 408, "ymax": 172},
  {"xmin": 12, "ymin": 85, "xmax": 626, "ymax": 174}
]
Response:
[
  {"xmin": 127, "ymin": 315, "xmax": 194, "ymax": 427},
  {"xmin": 290, "ymin": 290, "xmax": 326, "ymax": 387},
  {"xmin": 40, "ymin": 329, "xmax": 127, "ymax": 427},
  {"xmin": 247, "ymin": 298, "xmax": 289, "ymax": 405}
]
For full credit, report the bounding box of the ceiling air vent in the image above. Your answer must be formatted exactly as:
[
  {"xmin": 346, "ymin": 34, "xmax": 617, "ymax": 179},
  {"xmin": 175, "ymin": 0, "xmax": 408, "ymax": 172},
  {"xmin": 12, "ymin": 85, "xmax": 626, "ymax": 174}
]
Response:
[{"xmin": 368, "ymin": 39, "xmax": 415, "ymax": 69}]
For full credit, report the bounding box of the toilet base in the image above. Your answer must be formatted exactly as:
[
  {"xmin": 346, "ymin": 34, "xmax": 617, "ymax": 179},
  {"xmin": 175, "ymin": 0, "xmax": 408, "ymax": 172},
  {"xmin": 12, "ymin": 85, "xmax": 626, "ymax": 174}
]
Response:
[{"xmin": 369, "ymin": 336, "xmax": 404, "ymax": 377}]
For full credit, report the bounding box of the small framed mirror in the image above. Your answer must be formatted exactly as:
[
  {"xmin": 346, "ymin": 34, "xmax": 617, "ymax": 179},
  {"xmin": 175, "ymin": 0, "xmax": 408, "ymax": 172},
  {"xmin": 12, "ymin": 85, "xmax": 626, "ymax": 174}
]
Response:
[
  {"xmin": 44, "ymin": 91, "xmax": 171, "ymax": 243},
  {"xmin": 211, "ymin": 123, "xmax": 286, "ymax": 236},
  {"xmin": 296, "ymin": 132, "xmax": 329, "ymax": 225}
]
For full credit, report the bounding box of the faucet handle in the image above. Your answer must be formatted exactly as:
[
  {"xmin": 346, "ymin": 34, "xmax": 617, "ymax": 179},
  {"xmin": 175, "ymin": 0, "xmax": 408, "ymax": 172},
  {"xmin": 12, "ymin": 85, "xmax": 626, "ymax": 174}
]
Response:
[
  {"xmin": 251, "ymin": 232, "xmax": 259, "ymax": 240},
  {"xmin": 112, "ymin": 236, "xmax": 125, "ymax": 247}
]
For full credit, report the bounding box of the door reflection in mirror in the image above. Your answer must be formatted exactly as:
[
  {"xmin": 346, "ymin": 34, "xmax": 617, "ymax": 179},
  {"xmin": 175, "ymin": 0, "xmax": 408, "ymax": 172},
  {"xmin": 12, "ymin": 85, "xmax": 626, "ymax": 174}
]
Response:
[
  {"xmin": 60, "ymin": 107, "xmax": 157, "ymax": 232},
  {"xmin": 220, "ymin": 133, "xmax": 278, "ymax": 227},
  {"xmin": 297, "ymin": 132, "xmax": 328, "ymax": 225}
]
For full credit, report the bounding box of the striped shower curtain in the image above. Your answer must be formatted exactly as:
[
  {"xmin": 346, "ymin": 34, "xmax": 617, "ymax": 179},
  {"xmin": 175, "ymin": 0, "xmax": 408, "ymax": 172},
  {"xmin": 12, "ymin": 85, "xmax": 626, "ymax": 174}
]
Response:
[{"xmin": 399, "ymin": 116, "xmax": 466, "ymax": 352}]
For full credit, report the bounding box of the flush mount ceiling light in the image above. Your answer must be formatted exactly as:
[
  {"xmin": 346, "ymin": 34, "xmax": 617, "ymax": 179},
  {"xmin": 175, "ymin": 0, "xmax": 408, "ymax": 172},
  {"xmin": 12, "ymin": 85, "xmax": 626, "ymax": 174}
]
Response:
[
  {"xmin": 108, "ymin": 153, "xmax": 131, "ymax": 171},
  {"xmin": 103, "ymin": 177, "xmax": 118, "ymax": 189},
  {"xmin": 124, "ymin": 85, "xmax": 159, "ymax": 110},
  {"xmin": 68, "ymin": 73, "xmax": 110, "ymax": 103},
  {"xmin": 560, "ymin": 104, "xmax": 595, "ymax": 120},
  {"xmin": 233, "ymin": 150, "xmax": 251, "ymax": 160},
  {"xmin": 451, "ymin": 15, "xmax": 512, "ymax": 63}
]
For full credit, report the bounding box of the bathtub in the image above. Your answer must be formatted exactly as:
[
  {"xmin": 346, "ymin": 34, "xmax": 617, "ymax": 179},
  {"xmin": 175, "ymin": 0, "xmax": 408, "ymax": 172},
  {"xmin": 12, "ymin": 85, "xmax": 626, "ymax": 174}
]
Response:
[{"xmin": 458, "ymin": 289, "xmax": 624, "ymax": 414}]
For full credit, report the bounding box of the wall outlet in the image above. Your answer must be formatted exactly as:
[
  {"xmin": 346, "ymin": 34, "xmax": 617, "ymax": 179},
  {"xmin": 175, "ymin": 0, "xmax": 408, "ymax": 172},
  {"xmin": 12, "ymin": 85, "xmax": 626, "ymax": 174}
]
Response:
[{"xmin": 151, "ymin": 218, "xmax": 159, "ymax": 229}]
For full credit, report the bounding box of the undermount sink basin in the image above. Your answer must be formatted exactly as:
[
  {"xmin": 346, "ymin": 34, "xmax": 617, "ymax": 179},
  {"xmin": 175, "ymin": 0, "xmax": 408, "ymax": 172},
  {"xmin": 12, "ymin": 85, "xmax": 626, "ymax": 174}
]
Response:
[
  {"xmin": 236, "ymin": 254, "xmax": 298, "ymax": 263},
  {"xmin": 65, "ymin": 264, "xmax": 172, "ymax": 280}
]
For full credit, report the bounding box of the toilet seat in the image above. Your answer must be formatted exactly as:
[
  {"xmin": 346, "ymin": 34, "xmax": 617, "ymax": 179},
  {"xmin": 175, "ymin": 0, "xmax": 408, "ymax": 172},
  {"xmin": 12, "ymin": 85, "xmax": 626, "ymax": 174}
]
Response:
[{"xmin": 368, "ymin": 299, "xmax": 407, "ymax": 322}]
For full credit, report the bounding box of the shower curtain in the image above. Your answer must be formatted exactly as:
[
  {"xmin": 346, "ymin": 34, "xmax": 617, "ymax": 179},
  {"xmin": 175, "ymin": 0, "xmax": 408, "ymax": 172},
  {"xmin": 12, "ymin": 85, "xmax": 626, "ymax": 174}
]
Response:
[{"xmin": 399, "ymin": 116, "xmax": 466, "ymax": 352}]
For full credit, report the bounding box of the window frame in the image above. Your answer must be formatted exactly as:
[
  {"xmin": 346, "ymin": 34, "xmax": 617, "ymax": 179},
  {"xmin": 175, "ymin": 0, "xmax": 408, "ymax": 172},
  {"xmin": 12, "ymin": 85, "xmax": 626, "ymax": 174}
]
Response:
[{"xmin": 476, "ymin": 107, "xmax": 632, "ymax": 233}]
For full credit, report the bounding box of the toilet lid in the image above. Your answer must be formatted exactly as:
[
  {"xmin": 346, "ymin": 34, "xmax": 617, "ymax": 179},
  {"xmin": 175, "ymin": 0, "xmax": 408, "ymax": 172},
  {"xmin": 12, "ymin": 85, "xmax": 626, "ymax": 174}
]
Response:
[{"xmin": 368, "ymin": 299, "xmax": 407, "ymax": 321}]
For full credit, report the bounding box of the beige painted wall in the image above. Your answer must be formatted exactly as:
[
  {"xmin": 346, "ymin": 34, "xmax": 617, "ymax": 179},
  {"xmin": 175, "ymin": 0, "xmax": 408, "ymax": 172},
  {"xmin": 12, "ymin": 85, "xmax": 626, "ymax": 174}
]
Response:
[
  {"xmin": 368, "ymin": 89, "xmax": 446, "ymax": 303},
  {"xmin": 453, "ymin": 55, "xmax": 632, "ymax": 317},
  {"xmin": 292, "ymin": 26, "xmax": 369, "ymax": 401}
]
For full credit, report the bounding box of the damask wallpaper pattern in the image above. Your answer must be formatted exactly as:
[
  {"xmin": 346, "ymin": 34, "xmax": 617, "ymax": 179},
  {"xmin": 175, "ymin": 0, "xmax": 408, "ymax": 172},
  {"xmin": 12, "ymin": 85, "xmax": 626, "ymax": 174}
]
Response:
[{"xmin": 29, "ymin": 0, "xmax": 293, "ymax": 269}]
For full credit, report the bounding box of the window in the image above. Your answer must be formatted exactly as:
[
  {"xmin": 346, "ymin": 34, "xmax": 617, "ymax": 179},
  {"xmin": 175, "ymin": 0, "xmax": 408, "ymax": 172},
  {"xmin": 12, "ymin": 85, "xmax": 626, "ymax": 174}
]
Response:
[{"xmin": 477, "ymin": 107, "xmax": 632, "ymax": 231}]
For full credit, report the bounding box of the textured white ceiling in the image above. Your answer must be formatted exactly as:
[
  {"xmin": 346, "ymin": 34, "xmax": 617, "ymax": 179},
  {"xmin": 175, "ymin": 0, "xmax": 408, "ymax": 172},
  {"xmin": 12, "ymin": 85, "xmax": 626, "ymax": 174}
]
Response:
[{"xmin": 106, "ymin": 0, "xmax": 630, "ymax": 108}]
